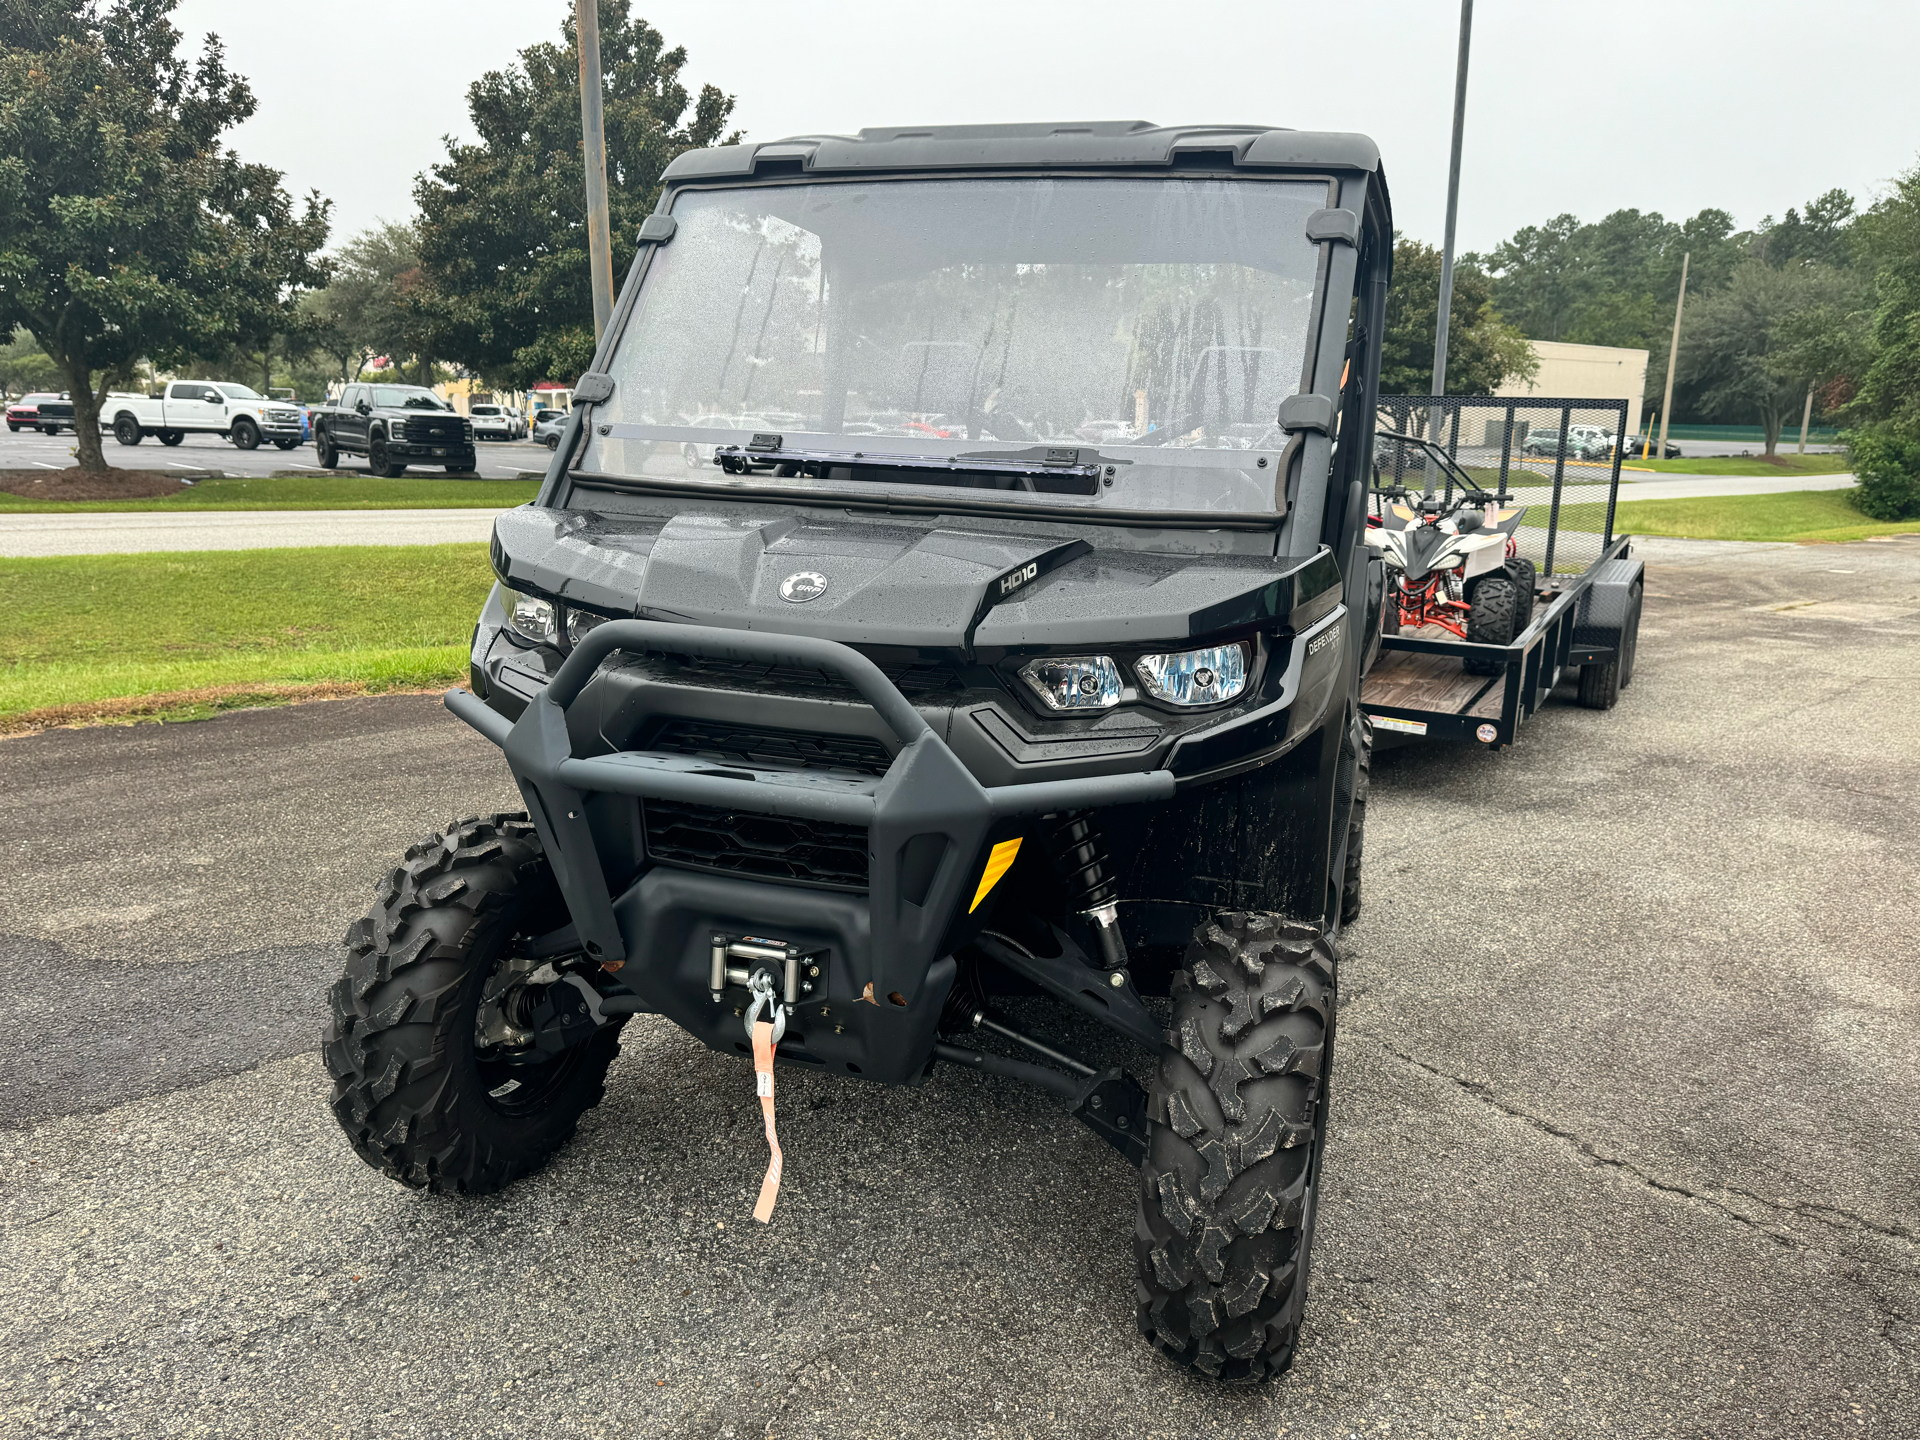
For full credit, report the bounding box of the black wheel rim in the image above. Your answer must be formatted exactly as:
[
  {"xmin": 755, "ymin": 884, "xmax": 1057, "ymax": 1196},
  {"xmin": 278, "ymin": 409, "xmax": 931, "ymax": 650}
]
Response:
[{"xmin": 468, "ymin": 937, "xmax": 602, "ymax": 1117}]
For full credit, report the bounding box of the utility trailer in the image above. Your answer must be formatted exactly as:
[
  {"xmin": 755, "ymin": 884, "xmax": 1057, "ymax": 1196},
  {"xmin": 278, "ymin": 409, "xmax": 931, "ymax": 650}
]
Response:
[{"xmin": 1361, "ymin": 395, "xmax": 1646, "ymax": 749}]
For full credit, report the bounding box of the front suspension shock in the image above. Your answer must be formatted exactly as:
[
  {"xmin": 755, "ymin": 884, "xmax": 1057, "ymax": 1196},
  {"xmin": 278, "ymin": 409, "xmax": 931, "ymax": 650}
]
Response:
[{"xmin": 1040, "ymin": 811, "xmax": 1131, "ymax": 975}]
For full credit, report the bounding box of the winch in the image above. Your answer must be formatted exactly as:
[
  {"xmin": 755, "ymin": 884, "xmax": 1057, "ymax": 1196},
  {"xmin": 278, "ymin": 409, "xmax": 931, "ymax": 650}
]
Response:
[{"xmin": 707, "ymin": 933, "xmax": 821, "ymax": 1009}]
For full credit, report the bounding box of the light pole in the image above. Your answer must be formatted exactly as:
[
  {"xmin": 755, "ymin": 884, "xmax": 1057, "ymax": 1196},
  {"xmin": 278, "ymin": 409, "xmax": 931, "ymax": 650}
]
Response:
[
  {"xmin": 576, "ymin": 0, "xmax": 615, "ymax": 345},
  {"xmin": 1656, "ymin": 252, "xmax": 1688, "ymax": 460},
  {"xmin": 1429, "ymin": 0, "xmax": 1474, "ymax": 407}
]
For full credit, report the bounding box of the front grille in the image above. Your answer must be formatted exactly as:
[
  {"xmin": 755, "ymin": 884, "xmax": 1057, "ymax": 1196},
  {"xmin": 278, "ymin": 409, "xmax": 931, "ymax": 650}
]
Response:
[
  {"xmin": 650, "ymin": 719, "xmax": 893, "ymax": 777},
  {"xmin": 626, "ymin": 653, "xmax": 963, "ymax": 703},
  {"xmin": 401, "ymin": 417, "xmax": 469, "ymax": 443},
  {"xmin": 644, "ymin": 798, "xmax": 869, "ymax": 890}
]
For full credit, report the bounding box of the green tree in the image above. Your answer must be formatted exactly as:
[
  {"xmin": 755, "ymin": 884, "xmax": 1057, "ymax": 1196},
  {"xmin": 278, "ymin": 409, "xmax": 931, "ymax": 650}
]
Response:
[
  {"xmin": 1839, "ymin": 169, "xmax": 1918, "ymax": 520},
  {"xmin": 1477, "ymin": 205, "xmax": 1746, "ymax": 408},
  {"xmin": 415, "ymin": 0, "xmax": 736, "ymax": 390},
  {"xmin": 1, "ymin": 326, "xmax": 61, "ymax": 398},
  {"xmin": 1678, "ymin": 258, "xmax": 1863, "ymax": 456},
  {"xmin": 1380, "ymin": 238, "xmax": 1535, "ymax": 396},
  {"xmin": 300, "ymin": 222, "xmax": 441, "ymax": 389},
  {"xmin": 1758, "ymin": 188, "xmax": 1857, "ymax": 269},
  {"xmin": 0, "ymin": 0, "xmax": 329, "ymax": 469}
]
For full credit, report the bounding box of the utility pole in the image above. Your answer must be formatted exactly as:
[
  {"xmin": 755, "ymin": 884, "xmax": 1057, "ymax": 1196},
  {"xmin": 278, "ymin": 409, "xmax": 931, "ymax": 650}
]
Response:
[
  {"xmin": 576, "ymin": 0, "xmax": 614, "ymax": 344},
  {"xmin": 1656, "ymin": 251, "xmax": 1689, "ymax": 460},
  {"xmin": 1797, "ymin": 386, "xmax": 1814, "ymax": 454},
  {"xmin": 1429, "ymin": 0, "xmax": 1474, "ymax": 408}
]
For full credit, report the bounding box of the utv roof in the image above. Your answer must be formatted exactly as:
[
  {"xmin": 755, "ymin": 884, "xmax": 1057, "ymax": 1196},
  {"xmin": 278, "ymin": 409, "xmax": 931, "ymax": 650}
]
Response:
[{"xmin": 659, "ymin": 122, "xmax": 1382, "ymax": 184}]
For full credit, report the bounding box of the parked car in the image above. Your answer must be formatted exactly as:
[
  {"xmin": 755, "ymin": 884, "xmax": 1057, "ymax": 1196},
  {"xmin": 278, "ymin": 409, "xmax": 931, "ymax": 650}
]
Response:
[
  {"xmin": 7, "ymin": 392, "xmax": 59, "ymax": 432},
  {"xmin": 312, "ymin": 381, "xmax": 476, "ymax": 475},
  {"xmin": 103, "ymin": 380, "xmax": 305, "ymax": 449},
  {"xmin": 1613, "ymin": 434, "xmax": 1682, "ymax": 459},
  {"xmin": 469, "ymin": 404, "xmax": 516, "ymax": 441},
  {"xmin": 532, "ymin": 409, "xmax": 569, "ymax": 449},
  {"xmin": 1520, "ymin": 426, "xmax": 1611, "ymax": 461},
  {"xmin": 34, "ymin": 394, "xmax": 75, "ymax": 432}
]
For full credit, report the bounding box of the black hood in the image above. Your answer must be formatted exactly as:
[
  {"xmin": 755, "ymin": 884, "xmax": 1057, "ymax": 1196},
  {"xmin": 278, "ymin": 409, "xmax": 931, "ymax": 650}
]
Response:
[{"xmin": 489, "ymin": 504, "xmax": 1339, "ymax": 653}]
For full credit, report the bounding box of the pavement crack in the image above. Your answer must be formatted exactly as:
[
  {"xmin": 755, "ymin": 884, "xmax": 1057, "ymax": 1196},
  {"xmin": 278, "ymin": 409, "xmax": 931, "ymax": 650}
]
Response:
[{"xmin": 1355, "ymin": 1026, "xmax": 1919, "ymax": 1251}]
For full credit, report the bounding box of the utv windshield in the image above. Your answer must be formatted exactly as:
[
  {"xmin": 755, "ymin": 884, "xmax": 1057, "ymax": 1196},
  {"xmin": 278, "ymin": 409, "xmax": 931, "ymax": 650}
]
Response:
[{"xmin": 582, "ymin": 177, "xmax": 1328, "ymax": 516}]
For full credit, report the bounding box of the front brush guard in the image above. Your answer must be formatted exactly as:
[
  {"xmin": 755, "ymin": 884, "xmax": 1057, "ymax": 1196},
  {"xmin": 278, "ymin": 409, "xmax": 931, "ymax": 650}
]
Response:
[{"xmin": 445, "ymin": 620, "xmax": 1175, "ymax": 1011}]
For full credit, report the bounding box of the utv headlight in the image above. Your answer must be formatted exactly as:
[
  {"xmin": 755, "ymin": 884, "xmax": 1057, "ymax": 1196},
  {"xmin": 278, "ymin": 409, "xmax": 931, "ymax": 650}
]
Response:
[
  {"xmin": 506, "ymin": 589, "xmax": 558, "ymax": 645},
  {"xmin": 1135, "ymin": 642, "xmax": 1248, "ymax": 707},
  {"xmin": 565, "ymin": 607, "xmax": 606, "ymax": 645},
  {"xmin": 1018, "ymin": 655, "xmax": 1122, "ymax": 711}
]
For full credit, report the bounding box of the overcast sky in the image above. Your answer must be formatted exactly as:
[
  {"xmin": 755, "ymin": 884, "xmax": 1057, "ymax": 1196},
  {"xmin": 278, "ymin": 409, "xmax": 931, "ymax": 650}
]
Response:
[{"xmin": 176, "ymin": 0, "xmax": 1918, "ymax": 256}]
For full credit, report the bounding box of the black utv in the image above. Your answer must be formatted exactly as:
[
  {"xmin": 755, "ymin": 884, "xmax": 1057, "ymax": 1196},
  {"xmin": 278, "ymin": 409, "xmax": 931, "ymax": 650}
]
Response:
[{"xmin": 325, "ymin": 121, "xmax": 1394, "ymax": 1383}]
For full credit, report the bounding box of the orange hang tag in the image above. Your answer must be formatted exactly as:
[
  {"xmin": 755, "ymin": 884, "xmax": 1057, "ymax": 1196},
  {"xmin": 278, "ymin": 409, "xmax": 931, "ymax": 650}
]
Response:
[{"xmin": 750, "ymin": 1019, "xmax": 783, "ymax": 1223}]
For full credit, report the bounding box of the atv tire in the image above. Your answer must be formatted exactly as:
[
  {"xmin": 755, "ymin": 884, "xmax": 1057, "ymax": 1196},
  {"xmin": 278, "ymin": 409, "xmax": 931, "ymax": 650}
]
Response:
[
  {"xmin": 324, "ymin": 812, "xmax": 624, "ymax": 1194},
  {"xmin": 1504, "ymin": 558, "xmax": 1537, "ymax": 630},
  {"xmin": 1137, "ymin": 913, "xmax": 1338, "ymax": 1383},
  {"xmin": 1340, "ymin": 714, "xmax": 1371, "ymax": 928},
  {"xmin": 1462, "ymin": 573, "xmax": 1523, "ymax": 675}
]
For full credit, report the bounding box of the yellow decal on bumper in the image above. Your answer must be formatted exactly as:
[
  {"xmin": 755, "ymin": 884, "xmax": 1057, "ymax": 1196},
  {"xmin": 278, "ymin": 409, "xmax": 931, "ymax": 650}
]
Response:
[{"xmin": 969, "ymin": 838, "xmax": 1023, "ymax": 912}]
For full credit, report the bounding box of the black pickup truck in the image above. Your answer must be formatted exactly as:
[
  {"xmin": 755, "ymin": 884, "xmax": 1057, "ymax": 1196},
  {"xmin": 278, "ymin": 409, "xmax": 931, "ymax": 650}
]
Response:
[{"xmin": 312, "ymin": 381, "xmax": 475, "ymax": 476}]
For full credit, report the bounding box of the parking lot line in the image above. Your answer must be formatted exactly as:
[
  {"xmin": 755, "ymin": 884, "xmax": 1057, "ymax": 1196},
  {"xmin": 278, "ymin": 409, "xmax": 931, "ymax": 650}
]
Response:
[{"xmin": 32, "ymin": 461, "xmax": 60, "ymax": 470}]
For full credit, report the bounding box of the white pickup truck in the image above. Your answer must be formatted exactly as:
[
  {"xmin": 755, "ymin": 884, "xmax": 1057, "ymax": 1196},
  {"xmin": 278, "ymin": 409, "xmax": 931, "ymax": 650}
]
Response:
[{"xmin": 104, "ymin": 380, "xmax": 306, "ymax": 450}]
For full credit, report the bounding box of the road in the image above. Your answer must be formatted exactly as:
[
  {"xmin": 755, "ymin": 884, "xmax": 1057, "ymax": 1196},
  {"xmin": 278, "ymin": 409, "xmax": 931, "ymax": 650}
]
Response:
[
  {"xmin": 0, "ymin": 508, "xmax": 502, "ymax": 556},
  {"xmin": 0, "ymin": 469, "xmax": 1868, "ymax": 558},
  {"xmin": 0, "ymin": 537, "xmax": 1915, "ymax": 1437},
  {"xmin": 0, "ymin": 424, "xmax": 549, "ymax": 482}
]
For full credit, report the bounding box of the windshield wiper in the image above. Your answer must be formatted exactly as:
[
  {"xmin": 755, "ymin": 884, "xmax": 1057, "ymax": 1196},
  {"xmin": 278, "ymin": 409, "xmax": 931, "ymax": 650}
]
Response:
[{"xmin": 712, "ymin": 435, "xmax": 1102, "ymax": 496}]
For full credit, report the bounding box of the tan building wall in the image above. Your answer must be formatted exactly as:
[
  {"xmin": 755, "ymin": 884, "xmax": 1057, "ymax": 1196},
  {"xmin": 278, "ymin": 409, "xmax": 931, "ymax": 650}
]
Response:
[{"xmin": 1496, "ymin": 340, "xmax": 1648, "ymax": 439}]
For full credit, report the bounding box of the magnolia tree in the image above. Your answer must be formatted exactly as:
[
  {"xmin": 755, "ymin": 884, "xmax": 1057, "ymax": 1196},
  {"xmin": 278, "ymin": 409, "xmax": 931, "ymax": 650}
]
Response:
[{"xmin": 0, "ymin": 0, "xmax": 329, "ymax": 470}]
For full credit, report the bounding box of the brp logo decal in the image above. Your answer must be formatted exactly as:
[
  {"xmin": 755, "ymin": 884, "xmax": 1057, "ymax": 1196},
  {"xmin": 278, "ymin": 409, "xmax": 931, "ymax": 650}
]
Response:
[{"xmin": 778, "ymin": 571, "xmax": 828, "ymax": 603}]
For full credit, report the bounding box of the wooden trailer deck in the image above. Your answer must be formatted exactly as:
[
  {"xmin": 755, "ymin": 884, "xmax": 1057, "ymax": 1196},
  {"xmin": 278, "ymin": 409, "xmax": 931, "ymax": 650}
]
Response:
[{"xmin": 1361, "ymin": 627, "xmax": 1505, "ymax": 720}]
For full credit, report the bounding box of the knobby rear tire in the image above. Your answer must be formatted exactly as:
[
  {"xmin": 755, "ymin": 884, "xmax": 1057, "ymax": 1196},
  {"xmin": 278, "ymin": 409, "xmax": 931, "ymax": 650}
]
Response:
[
  {"xmin": 1137, "ymin": 913, "xmax": 1338, "ymax": 1383},
  {"xmin": 323, "ymin": 812, "xmax": 624, "ymax": 1194}
]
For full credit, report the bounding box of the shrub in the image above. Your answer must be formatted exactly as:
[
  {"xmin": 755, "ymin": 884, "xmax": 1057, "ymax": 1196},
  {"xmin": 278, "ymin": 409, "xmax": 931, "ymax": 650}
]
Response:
[{"xmin": 1845, "ymin": 416, "xmax": 1920, "ymax": 521}]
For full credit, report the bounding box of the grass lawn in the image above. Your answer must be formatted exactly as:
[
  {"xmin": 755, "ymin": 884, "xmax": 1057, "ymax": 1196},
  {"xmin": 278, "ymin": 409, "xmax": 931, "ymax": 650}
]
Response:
[
  {"xmin": 1609, "ymin": 488, "xmax": 1918, "ymax": 543},
  {"xmin": 1619, "ymin": 453, "xmax": 1854, "ymax": 477},
  {"xmin": 0, "ymin": 543, "xmax": 495, "ymax": 730},
  {"xmin": 0, "ymin": 474, "xmax": 540, "ymax": 512}
]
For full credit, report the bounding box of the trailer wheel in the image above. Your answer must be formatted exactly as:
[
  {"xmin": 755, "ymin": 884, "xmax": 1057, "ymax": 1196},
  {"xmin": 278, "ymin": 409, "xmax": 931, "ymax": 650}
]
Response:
[
  {"xmin": 1340, "ymin": 714, "xmax": 1370, "ymax": 928},
  {"xmin": 113, "ymin": 415, "xmax": 142, "ymax": 446},
  {"xmin": 1462, "ymin": 573, "xmax": 1522, "ymax": 675},
  {"xmin": 324, "ymin": 812, "xmax": 625, "ymax": 1194},
  {"xmin": 157, "ymin": 429, "xmax": 183, "ymax": 446},
  {"xmin": 1578, "ymin": 578, "xmax": 1642, "ymax": 709},
  {"xmin": 1137, "ymin": 913, "xmax": 1337, "ymax": 1384}
]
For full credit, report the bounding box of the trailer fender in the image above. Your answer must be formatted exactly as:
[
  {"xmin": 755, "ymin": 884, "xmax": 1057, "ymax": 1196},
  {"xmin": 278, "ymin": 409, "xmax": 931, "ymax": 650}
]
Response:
[{"xmin": 1573, "ymin": 553, "xmax": 1645, "ymax": 654}]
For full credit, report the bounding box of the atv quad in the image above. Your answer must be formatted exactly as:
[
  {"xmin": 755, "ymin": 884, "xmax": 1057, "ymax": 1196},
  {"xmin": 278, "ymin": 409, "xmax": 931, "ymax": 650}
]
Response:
[{"xmin": 325, "ymin": 121, "xmax": 1394, "ymax": 1383}]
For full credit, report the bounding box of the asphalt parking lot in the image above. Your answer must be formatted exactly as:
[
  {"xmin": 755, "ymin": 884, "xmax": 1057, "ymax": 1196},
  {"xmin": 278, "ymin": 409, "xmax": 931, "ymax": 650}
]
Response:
[
  {"xmin": 0, "ymin": 536, "xmax": 1914, "ymax": 1438},
  {"xmin": 0, "ymin": 425, "xmax": 549, "ymax": 482}
]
